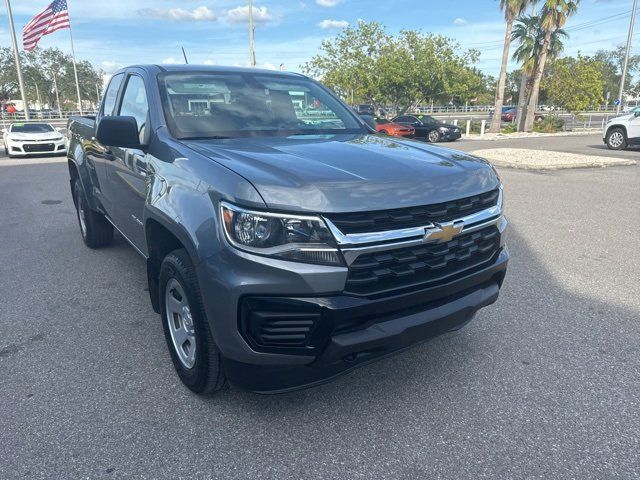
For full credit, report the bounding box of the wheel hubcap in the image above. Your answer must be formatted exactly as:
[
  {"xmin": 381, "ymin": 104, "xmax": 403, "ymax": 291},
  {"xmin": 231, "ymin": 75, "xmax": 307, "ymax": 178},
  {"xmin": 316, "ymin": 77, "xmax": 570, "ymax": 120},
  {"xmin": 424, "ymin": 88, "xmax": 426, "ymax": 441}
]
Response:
[
  {"xmin": 429, "ymin": 132, "xmax": 439, "ymax": 142},
  {"xmin": 165, "ymin": 278, "xmax": 197, "ymax": 369},
  {"xmin": 610, "ymin": 132, "xmax": 624, "ymax": 148}
]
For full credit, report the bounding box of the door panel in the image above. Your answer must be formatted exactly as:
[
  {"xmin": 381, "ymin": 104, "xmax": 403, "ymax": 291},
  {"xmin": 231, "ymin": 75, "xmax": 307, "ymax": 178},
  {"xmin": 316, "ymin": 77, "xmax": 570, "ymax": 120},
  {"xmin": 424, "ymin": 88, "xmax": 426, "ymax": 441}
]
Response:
[{"xmin": 102, "ymin": 73, "xmax": 150, "ymax": 254}]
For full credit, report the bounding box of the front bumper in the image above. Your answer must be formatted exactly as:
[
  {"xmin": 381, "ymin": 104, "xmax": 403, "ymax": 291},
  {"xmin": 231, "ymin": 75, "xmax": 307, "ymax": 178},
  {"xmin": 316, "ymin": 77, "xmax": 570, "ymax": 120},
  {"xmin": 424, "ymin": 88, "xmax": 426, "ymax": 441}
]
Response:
[
  {"xmin": 196, "ymin": 240, "xmax": 509, "ymax": 393},
  {"xmin": 442, "ymin": 130, "xmax": 462, "ymax": 141},
  {"xmin": 6, "ymin": 139, "xmax": 67, "ymax": 156}
]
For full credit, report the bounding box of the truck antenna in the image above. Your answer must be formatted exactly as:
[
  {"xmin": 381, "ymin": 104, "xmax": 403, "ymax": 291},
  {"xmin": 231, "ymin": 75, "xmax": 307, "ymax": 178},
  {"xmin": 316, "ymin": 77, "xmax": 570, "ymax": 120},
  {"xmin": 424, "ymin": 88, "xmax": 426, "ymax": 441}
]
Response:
[{"xmin": 181, "ymin": 47, "xmax": 189, "ymax": 64}]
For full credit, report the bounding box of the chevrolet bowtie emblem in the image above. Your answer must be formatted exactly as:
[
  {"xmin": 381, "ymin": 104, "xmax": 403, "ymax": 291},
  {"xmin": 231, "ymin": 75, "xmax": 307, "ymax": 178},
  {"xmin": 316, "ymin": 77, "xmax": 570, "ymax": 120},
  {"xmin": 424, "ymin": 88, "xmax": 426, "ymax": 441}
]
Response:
[{"xmin": 424, "ymin": 221, "xmax": 465, "ymax": 243}]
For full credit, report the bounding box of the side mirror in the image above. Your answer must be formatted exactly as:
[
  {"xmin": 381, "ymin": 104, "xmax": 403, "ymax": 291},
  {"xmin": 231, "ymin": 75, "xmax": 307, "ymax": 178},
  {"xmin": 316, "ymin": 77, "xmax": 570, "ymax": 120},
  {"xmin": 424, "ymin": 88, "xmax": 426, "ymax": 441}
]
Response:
[
  {"xmin": 96, "ymin": 116, "xmax": 141, "ymax": 149},
  {"xmin": 413, "ymin": 121, "xmax": 422, "ymax": 126},
  {"xmin": 634, "ymin": 111, "xmax": 640, "ymax": 118}
]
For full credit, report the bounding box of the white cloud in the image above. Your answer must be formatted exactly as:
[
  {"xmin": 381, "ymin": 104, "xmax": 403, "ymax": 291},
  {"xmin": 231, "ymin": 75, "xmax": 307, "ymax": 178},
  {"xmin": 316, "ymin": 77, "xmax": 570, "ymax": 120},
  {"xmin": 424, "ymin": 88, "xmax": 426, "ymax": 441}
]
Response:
[
  {"xmin": 139, "ymin": 6, "xmax": 216, "ymax": 22},
  {"xmin": 453, "ymin": 18, "xmax": 468, "ymax": 26},
  {"xmin": 162, "ymin": 57, "xmax": 182, "ymax": 64},
  {"xmin": 316, "ymin": 0, "xmax": 343, "ymax": 7},
  {"xmin": 226, "ymin": 5, "xmax": 274, "ymax": 24},
  {"xmin": 203, "ymin": 59, "xmax": 216, "ymax": 65},
  {"xmin": 100, "ymin": 60, "xmax": 123, "ymax": 74},
  {"xmin": 318, "ymin": 19, "xmax": 349, "ymax": 29}
]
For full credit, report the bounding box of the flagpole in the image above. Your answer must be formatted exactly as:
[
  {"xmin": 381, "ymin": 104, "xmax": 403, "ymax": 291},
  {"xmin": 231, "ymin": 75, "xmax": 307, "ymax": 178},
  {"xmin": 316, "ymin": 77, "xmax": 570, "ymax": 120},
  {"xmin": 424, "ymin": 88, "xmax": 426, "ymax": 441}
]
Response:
[
  {"xmin": 4, "ymin": 0, "xmax": 30, "ymax": 120},
  {"xmin": 248, "ymin": 0, "xmax": 256, "ymax": 67},
  {"xmin": 53, "ymin": 71, "xmax": 62, "ymax": 118},
  {"xmin": 66, "ymin": 1, "xmax": 83, "ymax": 115}
]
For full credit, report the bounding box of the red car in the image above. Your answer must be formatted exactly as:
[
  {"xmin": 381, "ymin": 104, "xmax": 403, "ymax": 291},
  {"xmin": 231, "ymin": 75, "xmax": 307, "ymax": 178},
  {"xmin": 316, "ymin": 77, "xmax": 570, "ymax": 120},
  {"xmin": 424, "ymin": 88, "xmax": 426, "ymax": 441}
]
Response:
[
  {"xmin": 375, "ymin": 118, "xmax": 415, "ymax": 138},
  {"xmin": 502, "ymin": 109, "xmax": 544, "ymax": 123}
]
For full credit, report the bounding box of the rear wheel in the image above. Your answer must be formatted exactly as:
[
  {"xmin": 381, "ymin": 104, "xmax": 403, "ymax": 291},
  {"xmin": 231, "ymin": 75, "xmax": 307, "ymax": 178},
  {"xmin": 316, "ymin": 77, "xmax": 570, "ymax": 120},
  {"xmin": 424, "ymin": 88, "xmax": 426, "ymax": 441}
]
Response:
[
  {"xmin": 428, "ymin": 130, "xmax": 441, "ymax": 143},
  {"xmin": 73, "ymin": 179, "xmax": 114, "ymax": 248},
  {"xmin": 160, "ymin": 249, "xmax": 226, "ymax": 395},
  {"xmin": 606, "ymin": 127, "xmax": 627, "ymax": 151}
]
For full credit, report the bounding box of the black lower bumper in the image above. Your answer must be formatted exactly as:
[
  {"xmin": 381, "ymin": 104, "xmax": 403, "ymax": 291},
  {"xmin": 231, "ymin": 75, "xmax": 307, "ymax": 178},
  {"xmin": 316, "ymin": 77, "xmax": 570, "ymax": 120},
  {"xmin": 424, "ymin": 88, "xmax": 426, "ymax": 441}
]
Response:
[{"xmin": 224, "ymin": 247, "xmax": 509, "ymax": 393}]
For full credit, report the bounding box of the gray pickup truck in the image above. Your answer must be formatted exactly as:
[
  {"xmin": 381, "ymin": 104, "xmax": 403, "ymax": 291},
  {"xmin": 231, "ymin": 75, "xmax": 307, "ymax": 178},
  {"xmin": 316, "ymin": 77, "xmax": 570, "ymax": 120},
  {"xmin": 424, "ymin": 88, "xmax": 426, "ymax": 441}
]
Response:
[{"xmin": 67, "ymin": 65, "xmax": 508, "ymax": 394}]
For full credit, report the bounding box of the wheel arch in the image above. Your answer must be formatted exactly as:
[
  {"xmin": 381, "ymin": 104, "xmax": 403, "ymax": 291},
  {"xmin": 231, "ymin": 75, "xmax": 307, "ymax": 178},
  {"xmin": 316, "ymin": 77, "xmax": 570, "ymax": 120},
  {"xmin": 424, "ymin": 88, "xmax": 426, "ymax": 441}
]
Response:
[
  {"xmin": 144, "ymin": 214, "xmax": 199, "ymax": 313},
  {"xmin": 606, "ymin": 124, "xmax": 627, "ymax": 140}
]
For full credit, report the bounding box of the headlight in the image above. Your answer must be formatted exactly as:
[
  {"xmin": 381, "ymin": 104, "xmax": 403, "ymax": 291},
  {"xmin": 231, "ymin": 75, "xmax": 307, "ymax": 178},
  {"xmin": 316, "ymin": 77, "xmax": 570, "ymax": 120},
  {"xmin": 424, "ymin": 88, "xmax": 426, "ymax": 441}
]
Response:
[
  {"xmin": 438, "ymin": 127, "xmax": 450, "ymax": 133},
  {"xmin": 220, "ymin": 202, "xmax": 343, "ymax": 266}
]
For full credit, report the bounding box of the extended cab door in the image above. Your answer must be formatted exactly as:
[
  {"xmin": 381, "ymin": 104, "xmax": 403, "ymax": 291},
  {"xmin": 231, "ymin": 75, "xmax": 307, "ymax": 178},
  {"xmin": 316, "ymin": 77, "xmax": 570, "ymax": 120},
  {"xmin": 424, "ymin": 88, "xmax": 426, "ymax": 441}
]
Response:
[
  {"xmin": 102, "ymin": 73, "xmax": 151, "ymax": 254},
  {"xmin": 86, "ymin": 72, "xmax": 124, "ymax": 215}
]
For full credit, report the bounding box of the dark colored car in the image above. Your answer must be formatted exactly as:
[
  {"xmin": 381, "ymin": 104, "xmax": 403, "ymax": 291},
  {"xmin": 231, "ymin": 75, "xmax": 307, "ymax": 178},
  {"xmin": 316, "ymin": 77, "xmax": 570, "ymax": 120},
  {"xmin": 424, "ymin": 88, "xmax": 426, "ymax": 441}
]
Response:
[
  {"xmin": 66, "ymin": 65, "xmax": 508, "ymax": 394},
  {"xmin": 392, "ymin": 114, "xmax": 462, "ymax": 143},
  {"xmin": 353, "ymin": 104, "xmax": 375, "ymax": 116},
  {"xmin": 502, "ymin": 108, "xmax": 544, "ymax": 123}
]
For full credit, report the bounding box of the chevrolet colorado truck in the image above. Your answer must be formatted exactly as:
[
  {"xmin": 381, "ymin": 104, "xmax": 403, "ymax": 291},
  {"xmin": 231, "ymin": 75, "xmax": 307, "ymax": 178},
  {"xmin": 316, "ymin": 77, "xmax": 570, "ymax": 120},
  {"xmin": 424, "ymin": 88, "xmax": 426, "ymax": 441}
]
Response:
[{"xmin": 67, "ymin": 65, "xmax": 509, "ymax": 394}]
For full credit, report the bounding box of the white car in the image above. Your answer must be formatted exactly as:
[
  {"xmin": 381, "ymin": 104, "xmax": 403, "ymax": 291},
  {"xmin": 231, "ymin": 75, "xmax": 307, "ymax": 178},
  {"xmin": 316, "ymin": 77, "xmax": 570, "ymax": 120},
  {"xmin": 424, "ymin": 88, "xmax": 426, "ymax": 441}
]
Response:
[
  {"xmin": 2, "ymin": 122, "xmax": 67, "ymax": 158},
  {"xmin": 603, "ymin": 107, "xmax": 640, "ymax": 150}
]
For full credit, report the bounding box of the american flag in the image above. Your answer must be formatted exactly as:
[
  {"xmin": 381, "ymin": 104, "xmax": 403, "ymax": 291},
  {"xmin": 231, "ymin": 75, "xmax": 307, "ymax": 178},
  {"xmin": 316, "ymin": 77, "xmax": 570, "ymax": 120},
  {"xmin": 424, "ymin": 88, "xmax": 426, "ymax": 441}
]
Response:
[{"xmin": 23, "ymin": 0, "xmax": 71, "ymax": 52}]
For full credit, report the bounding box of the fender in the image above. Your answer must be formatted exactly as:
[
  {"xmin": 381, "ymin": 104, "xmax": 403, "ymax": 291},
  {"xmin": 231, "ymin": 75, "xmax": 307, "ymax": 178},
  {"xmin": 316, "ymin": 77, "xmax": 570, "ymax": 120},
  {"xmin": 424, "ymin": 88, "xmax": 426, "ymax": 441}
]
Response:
[{"xmin": 68, "ymin": 140, "xmax": 107, "ymax": 214}]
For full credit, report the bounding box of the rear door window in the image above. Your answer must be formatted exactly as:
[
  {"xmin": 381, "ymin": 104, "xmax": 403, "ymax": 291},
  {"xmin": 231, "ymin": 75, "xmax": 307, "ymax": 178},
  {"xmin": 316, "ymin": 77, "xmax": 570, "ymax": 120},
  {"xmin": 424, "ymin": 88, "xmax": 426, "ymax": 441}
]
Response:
[{"xmin": 101, "ymin": 73, "xmax": 124, "ymax": 117}]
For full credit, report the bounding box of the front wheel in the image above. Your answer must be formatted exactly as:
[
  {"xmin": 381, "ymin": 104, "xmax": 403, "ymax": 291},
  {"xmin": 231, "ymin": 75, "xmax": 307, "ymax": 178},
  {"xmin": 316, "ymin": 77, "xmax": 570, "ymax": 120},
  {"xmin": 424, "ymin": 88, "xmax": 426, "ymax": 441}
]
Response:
[
  {"xmin": 606, "ymin": 128, "xmax": 627, "ymax": 151},
  {"xmin": 427, "ymin": 130, "xmax": 441, "ymax": 143},
  {"xmin": 160, "ymin": 249, "xmax": 226, "ymax": 395}
]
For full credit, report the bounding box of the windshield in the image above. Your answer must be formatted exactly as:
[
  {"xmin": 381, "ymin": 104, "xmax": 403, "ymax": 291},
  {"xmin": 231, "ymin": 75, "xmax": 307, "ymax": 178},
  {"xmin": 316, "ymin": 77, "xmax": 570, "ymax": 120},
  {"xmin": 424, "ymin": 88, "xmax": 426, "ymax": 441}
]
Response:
[
  {"xmin": 158, "ymin": 72, "xmax": 366, "ymax": 139},
  {"xmin": 417, "ymin": 115, "xmax": 438, "ymax": 124},
  {"xmin": 11, "ymin": 123, "xmax": 54, "ymax": 133}
]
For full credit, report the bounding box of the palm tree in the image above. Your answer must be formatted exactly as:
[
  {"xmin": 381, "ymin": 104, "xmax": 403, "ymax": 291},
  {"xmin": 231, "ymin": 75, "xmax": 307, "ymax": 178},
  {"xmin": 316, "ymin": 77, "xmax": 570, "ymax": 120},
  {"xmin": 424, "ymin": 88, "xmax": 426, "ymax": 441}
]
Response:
[
  {"xmin": 489, "ymin": 0, "xmax": 535, "ymax": 133},
  {"xmin": 523, "ymin": 0, "xmax": 579, "ymax": 131},
  {"xmin": 511, "ymin": 15, "xmax": 567, "ymax": 130}
]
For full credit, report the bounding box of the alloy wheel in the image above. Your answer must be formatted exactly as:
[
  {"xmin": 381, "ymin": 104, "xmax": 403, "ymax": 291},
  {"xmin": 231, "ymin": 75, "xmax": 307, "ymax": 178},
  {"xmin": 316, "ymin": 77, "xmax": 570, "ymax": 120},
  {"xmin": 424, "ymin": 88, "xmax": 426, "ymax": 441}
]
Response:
[
  {"xmin": 165, "ymin": 278, "xmax": 197, "ymax": 369},
  {"xmin": 609, "ymin": 131, "xmax": 624, "ymax": 149}
]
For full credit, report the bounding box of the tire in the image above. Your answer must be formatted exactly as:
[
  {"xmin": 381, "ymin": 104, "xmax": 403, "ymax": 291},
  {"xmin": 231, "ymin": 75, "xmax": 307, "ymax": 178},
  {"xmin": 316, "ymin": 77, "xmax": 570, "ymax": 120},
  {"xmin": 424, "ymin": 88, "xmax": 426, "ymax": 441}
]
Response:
[
  {"xmin": 427, "ymin": 130, "xmax": 441, "ymax": 143},
  {"xmin": 159, "ymin": 249, "xmax": 226, "ymax": 395},
  {"xmin": 606, "ymin": 127, "xmax": 627, "ymax": 151},
  {"xmin": 73, "ymin": 179, "xmax": 114, "ymax": 248}
]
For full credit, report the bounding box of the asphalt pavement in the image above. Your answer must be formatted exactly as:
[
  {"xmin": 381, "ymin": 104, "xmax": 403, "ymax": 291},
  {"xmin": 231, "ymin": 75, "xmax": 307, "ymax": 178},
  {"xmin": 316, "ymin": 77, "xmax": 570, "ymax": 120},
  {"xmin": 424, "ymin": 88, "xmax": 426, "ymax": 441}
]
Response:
[{"xmin": 0, "ymin": 137, "xmax": 639, "ymax": 479}]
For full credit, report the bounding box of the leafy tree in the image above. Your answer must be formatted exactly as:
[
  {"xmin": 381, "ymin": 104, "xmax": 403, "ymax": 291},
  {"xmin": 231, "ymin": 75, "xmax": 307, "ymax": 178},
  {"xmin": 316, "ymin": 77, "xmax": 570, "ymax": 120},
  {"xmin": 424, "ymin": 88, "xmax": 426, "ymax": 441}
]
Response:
[
  {"xmin": 302, "ymin": 21, "xmax": 486, "ymax": 115},
  {"xmin": 489, "ymin": 0, "xmax": 534, "ymax": 133},
  {"xmin": 542, "ymin": 55, "xmax": 604, "ymax": 112},
  {"xmin": 592, "ymin": 46, "xmax": 640, "ymax": 103},
  {"xmin": 0, "ymin": 46, "xmax": 103, "ymax": 111},
  {"xmin": 524, "ymin": 0, "xmax": 579, "ymax": 131}
]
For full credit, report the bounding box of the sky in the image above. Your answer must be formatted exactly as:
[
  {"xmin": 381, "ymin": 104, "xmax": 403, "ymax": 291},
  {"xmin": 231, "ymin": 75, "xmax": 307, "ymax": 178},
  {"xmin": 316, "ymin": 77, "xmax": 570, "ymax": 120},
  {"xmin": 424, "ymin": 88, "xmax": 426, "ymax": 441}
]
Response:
[{"xmin": 0, "ymin": 0, "xmax": 637, "ymax": 81}]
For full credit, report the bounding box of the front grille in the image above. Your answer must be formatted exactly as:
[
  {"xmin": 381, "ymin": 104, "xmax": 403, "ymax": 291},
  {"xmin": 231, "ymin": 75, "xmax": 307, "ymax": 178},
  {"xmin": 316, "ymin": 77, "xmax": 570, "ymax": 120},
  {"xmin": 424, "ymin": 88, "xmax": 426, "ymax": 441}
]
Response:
[
  {"xmin": 345, "ymin": 226, "xmax": 501, "ymax": 296},
  {"xmin": 23, "ymin": 143, "xmax": 55, "ymax": 153},
  {"xmin": 326, "ymin": 189, "xmax": 499, "ymax": 235}
]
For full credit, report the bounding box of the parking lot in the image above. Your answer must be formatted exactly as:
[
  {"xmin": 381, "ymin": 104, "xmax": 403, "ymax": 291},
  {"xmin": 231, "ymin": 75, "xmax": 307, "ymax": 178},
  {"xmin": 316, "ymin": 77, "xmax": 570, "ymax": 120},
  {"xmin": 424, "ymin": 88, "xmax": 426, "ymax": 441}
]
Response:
[{"xmin": 0, "ymin": 135, "xmax": 639, "ymax": 479}]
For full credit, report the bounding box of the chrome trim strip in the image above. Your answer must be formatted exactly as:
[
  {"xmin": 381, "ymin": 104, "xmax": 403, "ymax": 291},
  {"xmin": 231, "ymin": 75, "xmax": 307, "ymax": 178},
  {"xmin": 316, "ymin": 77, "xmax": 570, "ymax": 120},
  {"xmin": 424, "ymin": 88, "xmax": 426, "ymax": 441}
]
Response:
[
  {"xmin": 341, "ymin": 214, "xmax": 507, "ymax": 266},
  {"xmin": 324, "ymin": 186, "xmax": 503, "ymax": 247}
]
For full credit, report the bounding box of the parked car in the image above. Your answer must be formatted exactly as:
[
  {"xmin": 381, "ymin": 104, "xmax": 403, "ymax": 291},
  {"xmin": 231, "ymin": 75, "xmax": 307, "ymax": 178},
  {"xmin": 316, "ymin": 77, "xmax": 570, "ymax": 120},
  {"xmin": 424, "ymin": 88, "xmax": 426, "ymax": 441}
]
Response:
[
  {"xmin": 392, "ymin": 114, "xmax": 462, "ymax": 142},
  {"xmin": 502, "ymin": 108, "xmax": 544, "ymax": 123},
  {"xmin": 67, "ymin": 65, "xmax": 508, "ymax": 394},
  {"xmin": 375, "ymin": 118, "xmax": 415, "ymax": 138},
  {"xmin": 353, "ymin": 104, "xmax": 375, "ymax": 116},
  {"xmin": 603, "ymin": 107, "xmax": 640, "ymax": 150},
  {"xmin": 2, "ymin": 122, "xmax": 66, "ymax": 158}
]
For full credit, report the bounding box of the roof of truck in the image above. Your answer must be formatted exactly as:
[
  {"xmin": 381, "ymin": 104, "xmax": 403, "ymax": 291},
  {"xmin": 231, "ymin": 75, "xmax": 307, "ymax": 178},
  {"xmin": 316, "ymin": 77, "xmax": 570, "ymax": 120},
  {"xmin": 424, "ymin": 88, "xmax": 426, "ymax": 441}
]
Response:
[{"xmin": 116, "ymin": 64, "xmax": 307, "ymax": 78}]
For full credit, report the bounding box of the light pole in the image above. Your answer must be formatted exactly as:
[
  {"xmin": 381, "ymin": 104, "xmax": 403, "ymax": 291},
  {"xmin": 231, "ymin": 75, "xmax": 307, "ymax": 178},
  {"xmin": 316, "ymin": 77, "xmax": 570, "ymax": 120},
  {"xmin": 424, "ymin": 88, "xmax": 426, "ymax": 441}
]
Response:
[
  {"xmin": 248, "ymin": 0, "xmax": 256, "ymax": 67},
  {"xmin": 617, "ymin": 0, "xmax": 638, "ymax": 114}
]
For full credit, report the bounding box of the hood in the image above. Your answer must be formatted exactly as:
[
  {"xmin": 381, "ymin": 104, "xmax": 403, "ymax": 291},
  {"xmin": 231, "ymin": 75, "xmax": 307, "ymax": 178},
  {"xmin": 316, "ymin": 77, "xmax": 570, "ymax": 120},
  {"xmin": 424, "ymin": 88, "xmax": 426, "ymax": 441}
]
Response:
[
  {"xmin": 185, "ymin": 134, "xmax": 499, "ymax": 213},
  {"xmin": 8, "ymin": 131, "xmax": 61, "ymax": 140}
]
